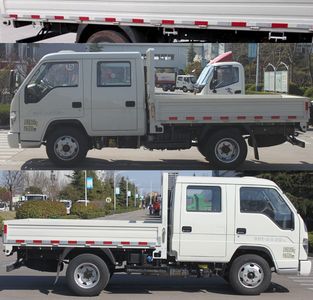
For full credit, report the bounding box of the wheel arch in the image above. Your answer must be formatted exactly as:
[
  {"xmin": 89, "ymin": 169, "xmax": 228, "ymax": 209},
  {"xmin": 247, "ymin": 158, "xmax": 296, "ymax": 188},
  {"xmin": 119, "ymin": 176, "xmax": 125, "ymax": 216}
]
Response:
[
  {"xmin": 43, "ymin": 119, "xmax": 89, "ymax": 141},
  {"xmin": 198, "ymin": 125, "xmax": 248, "ymax": 144},
  {"xmin": 76, "ymin": 24, "xmax": 149, "ymax": 43},
  {"xmin": 64, "ymin": 248, "xmax": 116, "ymax": 269},
  {"xmin": 229, "ymin": 246, "xmax": 276, "ymax": 270}
]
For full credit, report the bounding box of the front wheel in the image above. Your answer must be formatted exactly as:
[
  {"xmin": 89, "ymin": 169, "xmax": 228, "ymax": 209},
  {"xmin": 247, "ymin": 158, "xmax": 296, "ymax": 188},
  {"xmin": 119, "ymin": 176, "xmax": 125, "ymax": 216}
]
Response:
[
  {"xmin": 229, "ymin": 254, "xmax": 271, "ymax": 295},
  {"xmin": 46, "ymin": 127, "xmax": 88, "ymax": 166},
  {"xmin": 66, "ymin": 254, "xmax": 110, "ymax": 296},
  {"xmin": 182, "ymin": 86, "xmax": 188, "ymax": 93},
  {"xmin": 202, "ymin": 129, "xmax": 247, "ymax": 169}
]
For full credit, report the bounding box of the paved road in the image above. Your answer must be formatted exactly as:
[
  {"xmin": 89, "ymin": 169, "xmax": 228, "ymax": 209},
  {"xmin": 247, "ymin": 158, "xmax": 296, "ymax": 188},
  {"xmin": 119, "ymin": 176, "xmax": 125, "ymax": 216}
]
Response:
[
  {"xmin": 0, "ymin": 129, "xmax": 313, "ymax": 170},
  {"xmin": 0, "ymin": 209, "xmax": 312, "ymax": 299},
  {"xmin": 0, "ymin": 22, "xmax": 76, "ymax": 43}
]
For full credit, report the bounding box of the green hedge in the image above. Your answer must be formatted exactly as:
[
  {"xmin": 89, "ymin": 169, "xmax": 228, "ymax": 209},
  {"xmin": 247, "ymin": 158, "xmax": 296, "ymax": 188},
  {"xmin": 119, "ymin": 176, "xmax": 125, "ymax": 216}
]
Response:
[
  {"xmin": 16, "ymin": 200, "xmax": 67, "ymax": 219},
  {"xmin": 71, "ymin": 202, "xmax": 109, "ymax": 219},
  {"xmin": 0, "ymin": 104, "xmax": 10, "ymax": 126}
]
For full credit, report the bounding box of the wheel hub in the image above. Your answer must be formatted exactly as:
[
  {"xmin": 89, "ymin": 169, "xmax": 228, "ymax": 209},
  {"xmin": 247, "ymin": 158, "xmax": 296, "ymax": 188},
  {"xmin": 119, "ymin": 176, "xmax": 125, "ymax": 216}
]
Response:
[
  {"xmin": 238, "ymin": 262, "xmax": 264, "ymax": 288},
  {"xmin": 215, "ymin": 138, "xmax": 240, "ymax": 163},
  {"xmin": 54, "ymin": 135, "xmax": 79, "ymax": 161},
  {"xmin": 74, "ymin": 263, "xmax": 100, "ymax": 289}
]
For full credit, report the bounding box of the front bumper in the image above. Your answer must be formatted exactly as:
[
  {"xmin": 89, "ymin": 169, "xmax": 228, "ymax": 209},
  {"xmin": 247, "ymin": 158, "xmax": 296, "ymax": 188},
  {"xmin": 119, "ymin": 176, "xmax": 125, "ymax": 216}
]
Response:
[
  {"xmin": 7, "ymin": 132, "xmax": 19, "ymax": 148},
  {"xmin": 299, "ymin": 260, "xmax": 312, "ymax": 276}
]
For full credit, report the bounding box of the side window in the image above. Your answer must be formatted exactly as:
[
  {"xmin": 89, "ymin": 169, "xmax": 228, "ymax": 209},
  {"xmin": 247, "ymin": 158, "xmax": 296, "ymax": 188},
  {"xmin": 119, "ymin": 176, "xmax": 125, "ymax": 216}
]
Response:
[
  {"xmin": 97, "ymin": 62, "xmax": 131, "ymax": 87},
  {"xmin": 211, "ymin": 66, "xmax": 239, "ymax": 89},
  {"xmin": 240, "ymin": 187, "xmax": 294, "ymax": 230},
  {"xmin": 177, "ymin": 77, "xmax": 182, "ymax": 81},
  {"xmin": 25, "ymin": 62, "xmax": 79, "ymax": 103},
  {"xmin": 186, "ymin": 186, "xmax": 221, "ymax": 212}
]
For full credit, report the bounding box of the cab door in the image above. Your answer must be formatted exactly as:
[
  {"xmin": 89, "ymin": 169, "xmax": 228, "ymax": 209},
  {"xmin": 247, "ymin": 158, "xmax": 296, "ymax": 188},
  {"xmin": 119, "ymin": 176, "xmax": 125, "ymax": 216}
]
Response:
[
  {"xmin": 91, "ymin": 59, "xmax": 138, "ymax": 133},
  {"xmin": 20, "ymin": 60, "xmax": 83, "ymax": 142},
  {"xmin": 235, "ymin": 185, "xmax": 300, "ymax": 270},
  {"xmin": 178, "ymin": 183, "xmax": 227, "ymax": 260}
]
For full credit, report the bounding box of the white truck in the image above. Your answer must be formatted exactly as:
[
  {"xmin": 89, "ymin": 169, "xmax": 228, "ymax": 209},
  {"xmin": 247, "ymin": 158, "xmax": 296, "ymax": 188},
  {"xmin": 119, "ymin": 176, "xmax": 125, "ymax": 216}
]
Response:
[
  {"xmin": 194, "ymin": 51, "xmax": 246, "ymax": 95},
  {"xmin": 176, "ymin": 75, "xmax": 196, "ymax": 93},
  {"xmin": 1, "ymin": 0, "xmax": 313, "ymax": 42},
  {"xmin": 7, "ymin": 49, "xmax": 311, "ymax": 168},
  {"xmin": 2, "ymin": 174, "xmax": 312, "ymax": 296}
]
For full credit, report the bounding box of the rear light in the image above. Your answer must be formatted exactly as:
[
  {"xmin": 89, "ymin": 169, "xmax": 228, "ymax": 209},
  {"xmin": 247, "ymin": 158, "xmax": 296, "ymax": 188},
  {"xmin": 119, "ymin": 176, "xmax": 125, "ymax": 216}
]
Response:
[
  {"xmin": 305, "ymin": 102, "xmax": 309, "ymax": 111},
  {"xmin": 3, "ymin": 224, "xmax": 7, "ymax": 235},
  {"xmin": 303, "ymin": 238, "xmax": 309, "ymax": 255}
]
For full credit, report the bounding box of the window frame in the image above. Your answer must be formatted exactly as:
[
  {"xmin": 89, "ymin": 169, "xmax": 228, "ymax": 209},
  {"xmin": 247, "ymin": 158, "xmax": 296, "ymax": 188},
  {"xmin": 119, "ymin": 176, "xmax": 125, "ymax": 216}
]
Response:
[
  {"xmin": 96, "ymin": 61, "xmax": 132, "ymax": 88},
  {"xmin": 239, "ymin": 186, "xmax": 294, "ymax": 230},
  {"xmin": 186, "ymin": 185, "xmax": 222, "ymax": 213},
  {"xmin": 24, "ymin": 61, "xmax": 79, "ymax": 104}
]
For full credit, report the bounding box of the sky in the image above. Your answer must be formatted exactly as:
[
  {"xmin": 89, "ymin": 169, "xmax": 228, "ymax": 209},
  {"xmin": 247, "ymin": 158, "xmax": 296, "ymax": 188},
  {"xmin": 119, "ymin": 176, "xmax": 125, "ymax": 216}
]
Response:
[{"xmin": 0, "ymin": 170, "xmax": 212, "ymax": 196}]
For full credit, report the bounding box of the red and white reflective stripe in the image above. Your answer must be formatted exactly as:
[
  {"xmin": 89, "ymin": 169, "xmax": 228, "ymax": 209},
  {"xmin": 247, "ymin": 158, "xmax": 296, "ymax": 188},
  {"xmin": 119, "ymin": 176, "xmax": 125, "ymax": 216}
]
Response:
[
  {"xmin": 167, "ymin": 115, "xmax": 298, "ymax": 121},
  {"xmin": 272, "ymin": 23, "xmax": 288, "ymax": 28},
  {"xmin": 232, "ymin": 21, "xmax": 246, "ymax": 27},
  {"xmin": 3, "ymin": 225, "xmax": 7, "ymax": 235},
  {"xmin": 9, "ymin": 239, "xmax": 156, "ymax": 247},
  {"xmin": 4, "ymin": 14, "xmax": 311, "ymax": 31}
]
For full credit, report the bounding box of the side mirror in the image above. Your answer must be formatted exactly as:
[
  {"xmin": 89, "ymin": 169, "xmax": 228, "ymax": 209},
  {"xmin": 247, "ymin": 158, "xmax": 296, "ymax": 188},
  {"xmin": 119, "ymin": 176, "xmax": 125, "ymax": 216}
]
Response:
[{"xmin": 9, "ymin": 70, "xmax": 16, "ymax": 95}]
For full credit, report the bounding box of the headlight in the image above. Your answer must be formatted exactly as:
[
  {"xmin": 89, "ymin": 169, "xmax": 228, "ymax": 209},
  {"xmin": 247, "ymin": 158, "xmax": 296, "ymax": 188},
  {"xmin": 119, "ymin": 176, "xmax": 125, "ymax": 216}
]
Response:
[
  {"xmin": 10, "ymin": 111, "xmax": 16, "ymax": 122},
  {"xmin": 303, "ymin": 238, "xmax": 309, "ymax": 255}
]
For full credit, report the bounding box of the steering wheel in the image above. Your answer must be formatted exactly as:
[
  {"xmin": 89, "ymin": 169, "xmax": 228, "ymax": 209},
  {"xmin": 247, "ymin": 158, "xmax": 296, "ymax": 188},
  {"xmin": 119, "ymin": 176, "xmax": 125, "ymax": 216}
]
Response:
[{"xmin": 40, "ymin": 78, "xmax": 53, "ymax": 89}]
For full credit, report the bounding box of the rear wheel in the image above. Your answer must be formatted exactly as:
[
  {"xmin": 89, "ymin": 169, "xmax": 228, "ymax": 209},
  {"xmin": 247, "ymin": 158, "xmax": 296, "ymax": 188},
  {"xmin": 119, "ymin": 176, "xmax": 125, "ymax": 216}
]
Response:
[
  {"xmin": 87, "ymin": 30, "xmax": 129, "ymax": 43},
  {"xmin": 229, "ymin": 254, "xmax": 271, "ymax": 295},
  {"xmin": 202, "ymin": 129, "xmax": 247, "ymax": 169},
  {"xmin": 46, "ymin": 127, "xmax": 88, "ymax": 166},
  {"xmin": 66, "ymin": 254, "xmax": 110, "ymax": 296}
]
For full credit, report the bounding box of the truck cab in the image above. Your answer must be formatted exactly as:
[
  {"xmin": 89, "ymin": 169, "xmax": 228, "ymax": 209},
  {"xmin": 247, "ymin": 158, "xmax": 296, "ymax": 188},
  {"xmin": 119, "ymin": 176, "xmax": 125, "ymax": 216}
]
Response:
[
  {"xmin": 176, "ymin": 75, "xmax": 196, "ymax": 92},
  {"xmin": 194, "ymin": 51, "xmax": 245, "ymax": 95},
  {"xmin": 8, "ymin": 51, "xmax": 147, "ymax": 153}
]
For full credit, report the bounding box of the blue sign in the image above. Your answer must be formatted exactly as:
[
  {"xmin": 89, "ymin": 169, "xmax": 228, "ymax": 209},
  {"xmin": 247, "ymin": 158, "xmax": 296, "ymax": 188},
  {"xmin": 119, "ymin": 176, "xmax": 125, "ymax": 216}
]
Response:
[
  {"xmin": 248, "ymin": 43, "xmax": 257, "ymax": 59},
  {"xmin": 86, "ymin": 177, "xmax": 93, "ymax": 189}
]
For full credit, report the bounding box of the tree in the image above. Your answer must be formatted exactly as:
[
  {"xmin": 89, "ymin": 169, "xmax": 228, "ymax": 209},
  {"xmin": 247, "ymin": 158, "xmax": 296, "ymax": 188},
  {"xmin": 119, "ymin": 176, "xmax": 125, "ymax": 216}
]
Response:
[
  {"xmin": 24, "ymin": 186, "xmax": 42, "ymax": 194},
  {"xmin": 187, "ymin": 43, "xmax": 196, "ymax": 63},
  {"xmin": 1, "ymin": 171, "xmax": 24, "ymax": 210}
]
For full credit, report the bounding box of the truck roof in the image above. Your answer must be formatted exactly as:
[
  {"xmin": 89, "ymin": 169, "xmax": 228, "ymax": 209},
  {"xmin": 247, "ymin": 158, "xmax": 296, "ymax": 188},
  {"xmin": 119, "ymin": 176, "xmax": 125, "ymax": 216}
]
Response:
[
  {"xmin": 41, "ymin": 51, "xmax": 142, "ymax": 61},
  {"xmin": 176, "ymin": 176, "xmax": 278, "ymax": 187}
]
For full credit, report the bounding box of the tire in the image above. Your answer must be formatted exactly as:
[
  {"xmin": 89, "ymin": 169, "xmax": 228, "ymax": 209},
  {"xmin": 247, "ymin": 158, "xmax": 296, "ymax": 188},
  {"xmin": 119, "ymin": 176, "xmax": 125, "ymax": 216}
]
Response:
[
  {"xmin": 87, "ymin": 30, "xmax": 129, "ymax": 43},
  {"xmin": 46, "ymin": 127, "xmax": 88, "ymax": 167},
  {"xmin": 163, "ymin": 86, "xmax": 169, "ymax": 92},
  {"xmin": 202, "ymin": 129, "xmax": 247, "ymax": 169},
  {"xmin": 66, "ymin": 254, "xmax": 110, "ymax": 296},
  {"xmin": 182, "ymin": 86, "xmax": 188, "ymax": 93},
  {"xmin": 229, "ymin": 254, "xmax": 271, "ymax": 295}
]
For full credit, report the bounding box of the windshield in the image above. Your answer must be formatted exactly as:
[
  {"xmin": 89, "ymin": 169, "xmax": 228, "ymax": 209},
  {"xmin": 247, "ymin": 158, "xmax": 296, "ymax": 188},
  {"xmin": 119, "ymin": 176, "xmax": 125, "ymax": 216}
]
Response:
[
  {"xmin": 195, "ymin": 64, "xmax": 213, "ymax": 86},
  {"xmin": 25, "ymin": 195, "xmax": 45, "ymax": 201}
]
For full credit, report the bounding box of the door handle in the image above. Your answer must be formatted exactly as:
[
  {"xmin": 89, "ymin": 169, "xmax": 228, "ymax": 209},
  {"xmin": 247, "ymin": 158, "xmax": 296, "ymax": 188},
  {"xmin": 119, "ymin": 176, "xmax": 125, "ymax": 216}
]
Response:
[
  {"xmin": 125, "ymin": 101, "xmax": 135, "ymax": 107},
  {"xmin": 236, "ymin": 228, "xmax": 247, "ymax": 234},
  {"xmin": 72, "ymin": 102, "xmax": 82, "ymax": 108},
  {"xmin": 234, "ymin": 90, "xmax": 242, "ymax": 94},
  {"xmin": 182, "ymin": 226, "xmax": 192, "ymax": 233}
]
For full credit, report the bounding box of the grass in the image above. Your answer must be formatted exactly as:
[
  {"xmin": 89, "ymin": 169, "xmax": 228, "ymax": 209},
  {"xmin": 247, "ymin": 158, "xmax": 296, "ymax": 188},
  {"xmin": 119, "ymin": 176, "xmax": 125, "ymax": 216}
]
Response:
[{"xmin": 0, "ymin": 211, "xmax": 16, "ymax": 220}]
